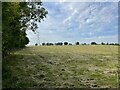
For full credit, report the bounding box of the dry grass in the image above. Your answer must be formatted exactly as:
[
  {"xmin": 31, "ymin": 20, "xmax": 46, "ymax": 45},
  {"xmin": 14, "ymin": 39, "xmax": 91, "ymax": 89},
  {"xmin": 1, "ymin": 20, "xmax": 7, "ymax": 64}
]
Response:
[{"xmin": 3, "ymin": 45, "xmax": 119, "ymax": 88}]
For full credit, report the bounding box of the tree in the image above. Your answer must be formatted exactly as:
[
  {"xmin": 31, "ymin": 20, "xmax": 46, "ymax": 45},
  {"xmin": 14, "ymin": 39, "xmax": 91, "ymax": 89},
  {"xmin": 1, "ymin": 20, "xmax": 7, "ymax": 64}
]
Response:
[
  {"xmin": 69, "ymin": 43, "xmax": 72, "ymax": 45},
  {"xmin": 114, "ymin": 43, "xmax": 119, "ymax": 45},
  {"xmin": 76, "ymin": 42, "xmax": 79, "ymax": 45},
  {"xmin": 82, "ymin": 43, "xmax": 87, "ymax": 45},
  {"xmin": 19, "ymin": 2, "xmax": 48, "ymax": 32},
  {"xmin": 2, "ymin": 2, "xmax": 48, "ymax": 57},
  {"xmin": 106, "ymin": 42, "xmax": 109, "ymax": 45},
  {"xmin": 101, "ymin": 42, "xmax": 105, "ymax": 45},
  {"xmin": 64, "ymin": 42, "xmax": 68, "ymax": 45},
  {"xmin": 109, "ymin": 43, "xmax": 115, "ymax": 45},
  {"xmin": 42, "ymin": 43, "xmax": 45, "ymax": 46},
  {"xmin": 35, "ymin": 43, "xmax": 38, "ymax": 46},
  {"xmin": 2, "ymin": 3, "xmax": 23, "ymax": 56},
  {"xmin": 55, "ymin": 42, "xmax": 63, "ymax": 45},
  {"xmin": 46, "ymin": 43, "xmax": 53, "ymax": 46},
  {"xmin": 91, "ymin": 42, "xmax": 97, "ymax": 45}
]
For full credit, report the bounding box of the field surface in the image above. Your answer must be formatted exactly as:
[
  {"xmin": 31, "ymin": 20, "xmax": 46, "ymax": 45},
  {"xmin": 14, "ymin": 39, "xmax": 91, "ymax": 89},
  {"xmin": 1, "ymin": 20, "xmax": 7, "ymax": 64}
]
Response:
[{"xmin": 3, "ymin": 45, "xmax": 119, "ymax": 88}]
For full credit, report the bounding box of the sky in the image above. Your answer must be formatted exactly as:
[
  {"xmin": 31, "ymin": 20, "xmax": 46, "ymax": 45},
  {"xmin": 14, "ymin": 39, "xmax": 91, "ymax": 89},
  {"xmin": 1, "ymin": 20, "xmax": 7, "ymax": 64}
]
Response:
[{"xmin": 27, "ymin": 1, "xmax": 118, "ymax": 45}]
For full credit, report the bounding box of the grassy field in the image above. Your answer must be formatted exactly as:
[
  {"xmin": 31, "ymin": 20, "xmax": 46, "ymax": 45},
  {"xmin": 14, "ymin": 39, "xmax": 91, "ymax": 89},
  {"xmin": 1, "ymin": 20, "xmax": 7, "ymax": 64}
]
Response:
[{"xmin": 3, "ymin": 45, "xmax": 119, "ymax": 88}]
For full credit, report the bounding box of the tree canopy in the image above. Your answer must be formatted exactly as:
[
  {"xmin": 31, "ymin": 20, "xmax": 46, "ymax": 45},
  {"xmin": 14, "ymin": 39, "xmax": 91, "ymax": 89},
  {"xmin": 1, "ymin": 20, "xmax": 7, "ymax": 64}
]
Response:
[{"xmin": 2, "ymin": 2, "xmax": 48, "ymax": 57}]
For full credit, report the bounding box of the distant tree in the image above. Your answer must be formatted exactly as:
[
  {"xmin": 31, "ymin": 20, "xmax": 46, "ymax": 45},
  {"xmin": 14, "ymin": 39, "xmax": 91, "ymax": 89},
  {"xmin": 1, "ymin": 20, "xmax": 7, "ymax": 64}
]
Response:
[
  {"xmin": 114, "ymin": 43, "xmax": 119, "ymax": 45},
  {"xmin": 83, "ymin": 43, "xmax": 87, "ymax": 45},
  {"xmin": 64, "ymin": 42, "xmax": 68, "ymax": 45},
  {"xmin": 46, "ymin": 43, "xmax": 49, "ymax": 46},
  {"xmin": 46, "ymin": 43, "xmax": 54, "ymax": 46},
  {"xmin": 42, "ymin": 43, "xmax": 45, "ymax": 46},
  {"xmin": 59, "ymin": 42, "xmax": 63, "ymax": 45},
  {"xmin": 106, "ymin": 42, "xmax": 109, "ymax": 45},
  {"xmin": 109, "ymin": 43, "xmax": 115, "ymax": 45},
  {"xmin": 50, "ymin": 43, "xmax": 53, "ymax": 45},
  {"xmin": 55, "ymin": 42, "xmax": 63, "ymax": 45},
  {"xmin": 55, "ymin": 43, "xmax": 57, "ymax": 45},
  {"xmin": 91, "ymin": 42, "xmax": 97, "ymax": 45},
  {"xmin": 101, "ymin": 42, "xmax": 105, "ymax": 45},
  {"xmin": 69, "ymin": 43, "xmax": 72, "ymax": 45},
  {"xmin": 51, "ymin": 43, "xmax": 54, "ymax": 45},
  {"xmin": 76, "ymin": 42, "xmax": 79, "ymax": 45},
  {"xmin": 35, "ymin": 43, "xmax": 38, "ymax": 46}
]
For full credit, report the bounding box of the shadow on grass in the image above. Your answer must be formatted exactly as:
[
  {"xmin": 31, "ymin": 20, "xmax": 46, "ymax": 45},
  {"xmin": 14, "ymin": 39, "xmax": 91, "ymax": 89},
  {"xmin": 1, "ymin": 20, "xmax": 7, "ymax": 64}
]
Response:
[{"xmin": 2, "ymin": 54, "xmax": 24, "ymax": 88}]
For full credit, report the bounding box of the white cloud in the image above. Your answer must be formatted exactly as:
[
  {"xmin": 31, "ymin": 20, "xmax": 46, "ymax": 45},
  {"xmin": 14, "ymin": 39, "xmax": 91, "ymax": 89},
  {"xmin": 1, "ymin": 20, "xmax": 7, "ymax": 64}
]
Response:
[{"xmin": 63, "ymin": 9, "xmax": 78, "ymax": 24}]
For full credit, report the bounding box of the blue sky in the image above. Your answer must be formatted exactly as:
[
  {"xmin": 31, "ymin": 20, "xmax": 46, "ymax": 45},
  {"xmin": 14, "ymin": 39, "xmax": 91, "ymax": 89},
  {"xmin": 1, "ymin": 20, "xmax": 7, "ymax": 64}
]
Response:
[{"xmin": 27, "ymin": 2, "xmax": 118, "ymax": 45}]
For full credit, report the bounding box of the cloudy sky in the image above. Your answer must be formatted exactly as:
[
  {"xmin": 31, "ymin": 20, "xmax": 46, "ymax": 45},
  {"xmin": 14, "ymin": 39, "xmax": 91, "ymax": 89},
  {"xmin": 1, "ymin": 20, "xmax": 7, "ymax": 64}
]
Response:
[{"xmin": 27, "ymin": 2, "xmax": 118, "ymax": 45}]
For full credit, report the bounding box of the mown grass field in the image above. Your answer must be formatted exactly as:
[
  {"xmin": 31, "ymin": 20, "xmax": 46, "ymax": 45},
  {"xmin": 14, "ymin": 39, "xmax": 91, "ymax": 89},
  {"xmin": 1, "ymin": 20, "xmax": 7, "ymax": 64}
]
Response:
[{"xmin": 3, "ymin": 45, "xmax": 119, "ymax": 88}]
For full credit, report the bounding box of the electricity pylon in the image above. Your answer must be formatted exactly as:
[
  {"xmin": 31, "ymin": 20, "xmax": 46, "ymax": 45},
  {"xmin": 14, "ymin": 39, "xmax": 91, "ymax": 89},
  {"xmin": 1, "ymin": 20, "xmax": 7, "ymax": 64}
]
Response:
[{"xmin": 35, "ymin": 30, "xmax": 40, "ymax": 45}]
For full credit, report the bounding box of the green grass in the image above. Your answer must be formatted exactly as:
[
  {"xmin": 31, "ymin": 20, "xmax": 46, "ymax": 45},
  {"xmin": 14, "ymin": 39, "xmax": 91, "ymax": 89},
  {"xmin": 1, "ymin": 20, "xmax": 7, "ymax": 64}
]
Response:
[{"xmin": 2, "ymin": 45, "xmax": 119, "ymax": 88}]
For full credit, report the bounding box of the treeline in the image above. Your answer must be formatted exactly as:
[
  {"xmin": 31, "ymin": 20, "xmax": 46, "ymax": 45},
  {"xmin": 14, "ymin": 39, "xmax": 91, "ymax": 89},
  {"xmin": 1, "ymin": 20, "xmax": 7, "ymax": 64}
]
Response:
[
  {"xmin": 41, "ymin": 42, "xmax": 72, "ymax": 46},
  {"xmin": 91, "ymin": 42, "xmax": 120, "ymax": 45},
  {"xmin": 36, "ymin": 42, "xmax": 120, "ymax": 46},
  {"xmin": 2, "ymin": 2, "xmax": 48, "ymax": 57}
]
